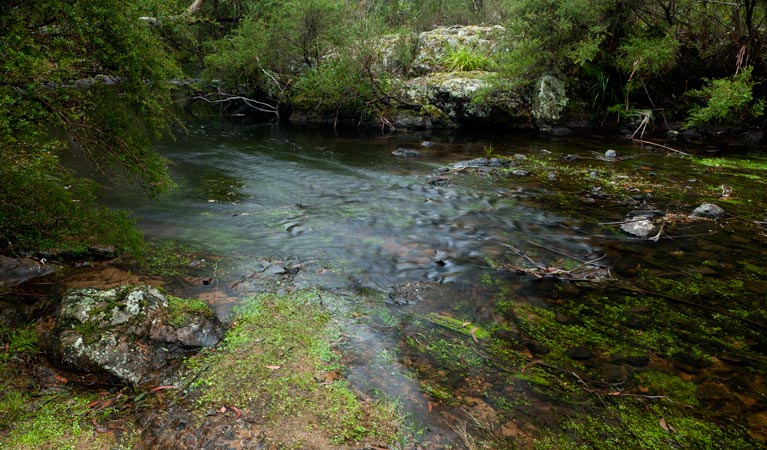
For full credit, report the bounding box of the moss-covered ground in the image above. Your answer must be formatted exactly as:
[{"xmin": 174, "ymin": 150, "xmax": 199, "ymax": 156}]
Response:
[{"xmin": 180, "ymin": 289, "xmax": 404, "ymax": 448}]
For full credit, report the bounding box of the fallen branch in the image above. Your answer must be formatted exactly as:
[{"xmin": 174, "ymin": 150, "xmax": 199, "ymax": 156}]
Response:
[
  {"xmin": 496, "ymin": 241, "xmax": 610, "ymax": 282},
  {"xmin": 631, "ymin": 138, "xmax": 691, "ymax": 156},
  {"xmin": 187, "ymin": 92, "xmax": 279, "ymax": 117}
]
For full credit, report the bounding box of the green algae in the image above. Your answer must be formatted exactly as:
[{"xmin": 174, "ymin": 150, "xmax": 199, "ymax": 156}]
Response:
[{"xmin": 533, "ymin": 399, "xmax": 754, "ymax": 450}]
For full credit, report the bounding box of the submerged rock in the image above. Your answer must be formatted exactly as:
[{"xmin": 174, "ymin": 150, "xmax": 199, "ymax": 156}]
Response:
[
  {"xmin": 41, "ymin": 286, "xmax": 225, "ymax": 385},
  {"xmin": 566, "ymin": 346, "xmax": 594, "ymax": 361},
  {"xmin": 392, "ymin": 148, "xmax": 421, "ymax": 157},
  {"xmin": 453, "ymin": 157, "xmax": 513, "ymax": 168}
]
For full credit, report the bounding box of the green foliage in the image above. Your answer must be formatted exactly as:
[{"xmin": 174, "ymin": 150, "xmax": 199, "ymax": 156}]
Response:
[
  {"xmin": 441, "ymin": 45, "xmax": 495, "ymax": 72},
  {"xmin": 685, "ymin": 66, "xmax": 765, "ymax": 128},
  {"xmin": 617, "ymin": 34, "xmax": 680, "ymax": 79},
  {"xmin": 0, "ymin": 146, "xmax": 144, "ymax": 255},
  {"xmin": 0, "ymin": 0, "xmax": 181, "ymax": 255},
  {"xmin": 496, "ymin": 0, "xmax": 767, "ymax": 124}
]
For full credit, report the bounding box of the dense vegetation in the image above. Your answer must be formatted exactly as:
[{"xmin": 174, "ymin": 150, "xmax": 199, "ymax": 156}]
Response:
[{"xmin": 1, "ymin": 0, "xmax": 766, "ymax": 254}]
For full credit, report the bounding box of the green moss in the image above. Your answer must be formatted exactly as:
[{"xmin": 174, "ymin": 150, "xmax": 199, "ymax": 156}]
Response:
[
  {"xmin": 183, "ymin": 289, "xmax": 403, "ymax": 447},
  {"xmin": 166, "ymin": 296, "xmax": 215, "ymax": 328},
  {"xmin": 0, "ymin": 324, "xmax": 38, "ymax": 362},
  {"xmin": 0, "ymin": 394, "xmax": 123, "ymax": 450},
  {"xmin": 420, "ymin": 103, "xmax": 450, "ymax": 120},
  {"xmin": 634, "ymin": 370, "xmax": 699, "ymax": 406}
]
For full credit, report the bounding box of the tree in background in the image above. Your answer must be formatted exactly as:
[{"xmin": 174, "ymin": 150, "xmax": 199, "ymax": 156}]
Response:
[
  {"xmin": 498, "ymin": 0, "xmax": 766, "ymax": 128},
  {"xmin": 0, "ymin": 0, "xmax": 184, "ymax": 255}
]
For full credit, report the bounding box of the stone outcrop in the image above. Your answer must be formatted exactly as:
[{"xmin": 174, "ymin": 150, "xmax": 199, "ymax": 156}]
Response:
[{"xmin": 41, "ymin": 286, "xmax": 225, "ymax": 385}]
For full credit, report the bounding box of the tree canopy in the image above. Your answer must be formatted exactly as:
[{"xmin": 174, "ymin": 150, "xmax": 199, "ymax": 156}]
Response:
[{"xmin": 0, "ymin": 0, "xmax": 183, "ymax": 255}]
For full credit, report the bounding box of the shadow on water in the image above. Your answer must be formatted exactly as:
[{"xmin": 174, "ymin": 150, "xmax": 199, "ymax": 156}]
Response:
[{"xmin": 98, "ymin": 120, "xmax": 767, "ymax": 448}]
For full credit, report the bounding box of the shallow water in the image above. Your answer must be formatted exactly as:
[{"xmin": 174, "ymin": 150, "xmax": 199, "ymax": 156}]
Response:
[{"xmin": 100, "ymin": 120, "xmax": 767, "ymax": 447}]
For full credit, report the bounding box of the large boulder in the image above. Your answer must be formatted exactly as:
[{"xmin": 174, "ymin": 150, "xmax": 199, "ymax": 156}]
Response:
[
  {"xmin": 406, "ymin": 25, "xmax": 505, "ymax": 76},
  {"xmin": 532, "ymin": 75, "xmax": 568, "ymax": 127},
  {"xmin": 41, "ymin": 286, "xmax": 225, "ymax": 385},
  {"xmin": 395, "ymin": 72, "xmax": 529, "ymax": 127}
]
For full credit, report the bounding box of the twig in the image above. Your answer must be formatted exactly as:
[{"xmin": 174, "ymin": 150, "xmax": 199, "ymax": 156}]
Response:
[
  {"xmin": 525, "ymin": 240, "xmax": 602, "ymax": 266},
  {"xmin": 631, "ymin": 138, "xmax": 691, "ymax": 156},
  {"xmin": 648, "ymin": 223, "xmax": 665, "ymax": 242}
]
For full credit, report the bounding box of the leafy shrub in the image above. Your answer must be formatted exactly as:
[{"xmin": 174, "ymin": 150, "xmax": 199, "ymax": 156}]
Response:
[
  {"xmin": 685, "ymin": 66, "xmax": 765, "ymax": 128},
  {"xmin": 0, "ymin": 147, "xmax": 144, "ymax": 256}
]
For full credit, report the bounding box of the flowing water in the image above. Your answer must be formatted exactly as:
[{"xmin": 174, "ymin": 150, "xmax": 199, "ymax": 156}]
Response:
[{"xmin": 99, "ymin": 120, "xmax": 767, "ymax": 447}]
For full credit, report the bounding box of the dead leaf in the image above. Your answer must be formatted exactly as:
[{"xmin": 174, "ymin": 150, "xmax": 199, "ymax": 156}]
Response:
[
  {"xmin": 230, "ymin": 405, "xmax": 241, "ymax": 419},
  {"xmin": 219, "ymin": 406, "xmax": 228, "ymax": 413},
  {"xmin": 660, "ymin": 417, "xmax": 671, "ymax": 433},
  {"xmin": 428, "ymin": 401, "xmax": 433, "ymax": 413},
  {"xmin": 150, "ymin": 385, "xmax": 177, "ymax": 393},
  {"xmin": 54, "ymin": 374, "xmax": 69, "ymax": 384},
  {"xmin": 470, "ymin": 327, "xmax": 479, "ymax": 343},
  {"xmin": 266, "ymin": 365, "xmax": 281, "ymax": 370}
]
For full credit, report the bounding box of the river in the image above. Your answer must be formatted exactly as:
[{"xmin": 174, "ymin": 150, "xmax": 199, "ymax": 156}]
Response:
[{"xmin": 100, "ymin": 119, "xmax": 767, "ymax": 448}]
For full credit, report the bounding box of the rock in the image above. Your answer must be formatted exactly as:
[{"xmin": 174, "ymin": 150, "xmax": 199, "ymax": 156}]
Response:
[
  {"xmin": 429, "ymin": 177, "xmax": 449, "ymax": 187},
  {"xmin": 392, "ymin": 148, "xmax": 421, "ymax": 157},
  {"xmin": 41, "ymin": 286, "xmax": 225, "ymax": 385},
  {"xmin": 604, "ymin": 149, "xmax": 617, "ymax": 158},
  {"xmin": 543, "ymin": 126, "xmax": 572, "ymax": 136},
  {"xmin": 453, "ymin": 157, "xmax": 512, "ymax": 168},
  {"xmin": 0, "ymin": 256, "xmax": 56, "ymax": 287},
  {"xmin": 620, "ymin": 219, "xmax": 657, "ymax": 238},
  {"xmin": 266, "ymin": 264, "xmax": 288, "ymax": 275},
  {"xmin": 742, "ymin": 130, "xmax": 764, "ymax": 145},
  {"xmin": 510, "ymin": 169, "xmax": 530, "ymax": 177},
  {"xmin": 532, "ymin": 75, "xmax": 568, "ymax": 126},
  {"xmin": 691, "ymin": 203, "xmax": 725, "ymax": 218},
  {"xmin": 627, "ymin": 210, "xmax": 665, "ymax": 219},
  {"xmin": 434, "ymin": 250, "xmax": 449, "ymax": 266},
  {"xmin": 563, "ymin": 154, "xmax": 579, "ymax": 162},
  {"xmin": 525, "ymin": 340, "xmax": 550, "ymax": 355},
  {"xmin": 566, "ymin": 346, "xmax": 594, "ymax": 361},
  {"xmin": 680, "ymin": 129, "xmax": 702, "ymax": 142},
  {"xmin": 609, "ymin": 352, "xmax": 649, "ymax": 367},
  {"xmin": 555, "ymin": 313, "xmax": 577, "ymax": 325},
  {"xmin": 421, "ymin": 140, "xmax": 434, "ymax": 147},
  {"xmin": 406, "ymin": 25, "xmax": 505, "ymax": 76}
]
